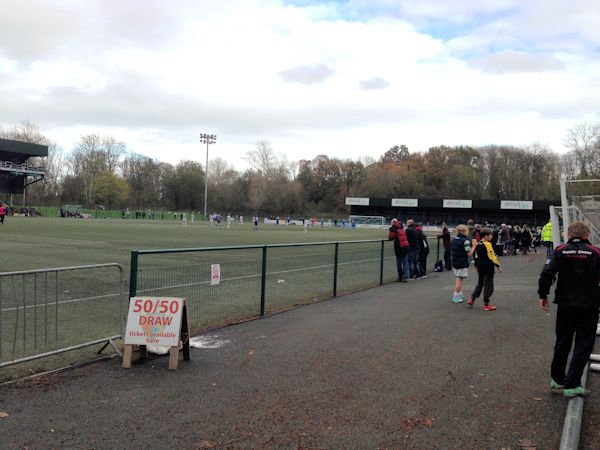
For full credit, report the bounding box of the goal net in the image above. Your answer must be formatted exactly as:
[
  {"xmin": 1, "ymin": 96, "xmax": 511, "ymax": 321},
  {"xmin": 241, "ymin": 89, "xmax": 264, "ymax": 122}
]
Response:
[
  {"xmin": 554, "ymin": 178, "xmax": 600, "ymax": 246},
  {"xmin": 349, "ymin": 215, "xmax": 386, "ymax": 227}
]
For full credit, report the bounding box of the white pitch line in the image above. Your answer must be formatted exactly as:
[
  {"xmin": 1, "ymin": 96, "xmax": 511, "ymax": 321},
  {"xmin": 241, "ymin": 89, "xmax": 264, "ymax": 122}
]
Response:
[
  {"xmin": 0, "ymin": 234, "xmax": 106, "ymax": 245},
  {"xmin": 138, "ymin": 256, "xmax": 391, "ymax": 293},
  {"xmin": 0, "ymin": 292, "xmax": 121, "ymax": 313}
]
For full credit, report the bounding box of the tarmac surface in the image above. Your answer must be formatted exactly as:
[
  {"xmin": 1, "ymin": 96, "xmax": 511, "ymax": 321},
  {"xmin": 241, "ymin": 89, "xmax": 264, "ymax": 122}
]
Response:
[{"xmin": 1, "ymin": 251, "xmax": 600, "ymax": 449}]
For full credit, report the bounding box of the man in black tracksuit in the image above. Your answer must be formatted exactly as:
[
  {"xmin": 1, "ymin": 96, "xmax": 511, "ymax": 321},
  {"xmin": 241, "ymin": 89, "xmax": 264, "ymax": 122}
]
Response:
[{"xmin": 538, "ymin": 221, "xmax": 600, "ymax": 397}]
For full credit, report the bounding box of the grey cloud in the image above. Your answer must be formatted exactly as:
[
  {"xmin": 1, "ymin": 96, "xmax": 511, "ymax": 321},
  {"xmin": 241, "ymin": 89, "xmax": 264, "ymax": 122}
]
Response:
[
  {"xmin": 278, "ymin": 64, "xmax": 334, "ymax": 85},
  {"xmin": 471, "ymin": 51, "xmax": 566, "ymax": 74},
  {"xmin": 0, "ymin": 70, "xmax": 416, "ymax": 140},
  {"xmin": 0, "ymin": 0, "xmax": 196, "ymax": 62},
  {"xmin": 359, "ymin": 77, "xmax": 391, "ymax": 91}
]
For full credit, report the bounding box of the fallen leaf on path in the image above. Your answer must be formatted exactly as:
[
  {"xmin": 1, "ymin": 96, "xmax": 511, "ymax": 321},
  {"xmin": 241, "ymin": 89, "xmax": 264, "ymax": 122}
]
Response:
[
  {"xmin": 0, "ymin": 411, "xmax": 8, "ymax": 418},
  {"xmin": 196, "ymin": 440, "xmax": 215, "ymax": 448},
  {"xmin": 248, "ymin": 349, "xmax": 255, "ymax": 356},
  {"xmin": 532, "ymin": 397, "xmax": 543, "ymax": 401},
  {"xmin": 517, "ymin": 437, "xmax": 537, "ymax": 449},
  {"xmin": 420, "ymin": 417, "xmax": 434, "ymax": 428}
]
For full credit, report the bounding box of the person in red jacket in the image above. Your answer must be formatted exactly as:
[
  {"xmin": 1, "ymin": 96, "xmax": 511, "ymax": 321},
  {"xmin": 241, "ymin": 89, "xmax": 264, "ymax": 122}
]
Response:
[
  {"xmin": 389, "ymin": 219, "xmax": 410, "ymax": 282},
  {"xmin": 0, "ymin": 203, "xmax": 6, "ymax": 225}
]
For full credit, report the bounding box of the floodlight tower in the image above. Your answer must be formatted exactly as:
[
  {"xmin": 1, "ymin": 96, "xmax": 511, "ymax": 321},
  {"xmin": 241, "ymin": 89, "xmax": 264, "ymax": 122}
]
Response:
[{"xmin": 199, "ymin": 133, "xmax": 217, "ymax": 221}]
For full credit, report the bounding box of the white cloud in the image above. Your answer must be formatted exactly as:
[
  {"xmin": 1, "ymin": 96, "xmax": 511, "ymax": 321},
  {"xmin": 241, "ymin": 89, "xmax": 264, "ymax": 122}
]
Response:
[{"xmin": 1, "ymin": 0, "xmax": 600, "ymax": 168}]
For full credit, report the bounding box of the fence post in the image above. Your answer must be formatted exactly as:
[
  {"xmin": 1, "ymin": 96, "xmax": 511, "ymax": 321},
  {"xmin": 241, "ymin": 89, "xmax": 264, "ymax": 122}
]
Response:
[
  {"xmin": 380, "ymin": 240, "xmax": 385, "ymax": 285},
  {"xmin": 0, "ymin": 276, "xmax": 2, "ymax": 359},
  {"xmin": 333, "ymin": 242, "xmax": 339, "ymax": 297},
  {"xmin": 260, "ymin": 245, "xmax": 267, "ymax": 316},
  {"xmin": 129, "ymin": 251, "xmax": 139, "ymax": 299}
]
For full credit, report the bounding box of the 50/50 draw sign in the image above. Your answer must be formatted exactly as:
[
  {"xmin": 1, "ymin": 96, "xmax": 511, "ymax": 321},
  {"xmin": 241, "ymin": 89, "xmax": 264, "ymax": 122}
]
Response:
[{"xmin": 124, "ymin": 297, "xmax": 184, "ymax": 347}]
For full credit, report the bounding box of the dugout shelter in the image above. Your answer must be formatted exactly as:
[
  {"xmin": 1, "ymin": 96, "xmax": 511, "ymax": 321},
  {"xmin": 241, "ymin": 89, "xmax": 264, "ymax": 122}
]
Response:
[
  {"xmin": 347, "ymin": 197, "xmax": 557, "ymax": 226},
  {"xmin": 0, "ymin": 138, "xmax": 48, "ymax": 200}
]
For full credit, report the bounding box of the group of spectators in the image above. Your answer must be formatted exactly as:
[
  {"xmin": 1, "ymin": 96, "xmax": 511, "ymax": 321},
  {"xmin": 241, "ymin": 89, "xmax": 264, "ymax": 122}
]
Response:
[
  {"xmin": 389, "ymin": 217, "xmax": 555, "ymax": 283},
  {"xmin": 59, "ymin": 207, "xmax": 82, "ymax": 218},
  {"xmin": 388, "ymin": 218, "xmax": 430, "ymax": 282},
  {"xmin": 390, "ymin": 214, "xmax": 598, "ymax": 399},
  {"xmin": 435, "ymin": 219, "xmax": 554, "ymax": 270}
]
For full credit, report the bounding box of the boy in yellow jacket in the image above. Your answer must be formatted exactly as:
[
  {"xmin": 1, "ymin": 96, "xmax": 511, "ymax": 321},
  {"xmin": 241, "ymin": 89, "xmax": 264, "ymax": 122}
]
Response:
[{"xmin": 467, "ymin": 227, "xmax": 503, "ymax": 310}]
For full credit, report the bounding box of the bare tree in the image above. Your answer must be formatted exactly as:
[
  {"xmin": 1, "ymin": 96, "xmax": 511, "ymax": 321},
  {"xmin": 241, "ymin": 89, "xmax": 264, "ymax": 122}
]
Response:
[
  {"xmin": 69, "ymin": 134, "xmax": 107, "ymax": 205},
  {"xmin": 208, "ymin": 157, "xmax": 234, "ymax": 183},
  {"xmin": 102, "ymin": 136, "xmax": 126, "ymax": 173},
  {"xmin": 564, "ymin": 122, "xmax": 600, "ymax": 177},
  {"xmin": 0, "ymin": 121, "xmax": 48, "ymax": 144},
  {"xmin": 121, "ymin": 153, "xmax": 162, "ymax": 207},
  {"xmin": 245, "ymin": 141, "xmax": 290, "ymax": 179}
]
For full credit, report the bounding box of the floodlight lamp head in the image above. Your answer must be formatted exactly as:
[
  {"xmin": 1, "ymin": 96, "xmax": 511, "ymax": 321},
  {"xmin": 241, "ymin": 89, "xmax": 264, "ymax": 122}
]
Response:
[{"xmin": 200, "ymin": 133, "xmax": 217, "ymax": 144}]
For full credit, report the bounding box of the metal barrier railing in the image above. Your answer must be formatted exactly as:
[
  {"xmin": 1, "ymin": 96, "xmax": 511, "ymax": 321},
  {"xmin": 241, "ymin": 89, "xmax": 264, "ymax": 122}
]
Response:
[
  {"xmin": 0, "ymin": 263, "xmax": 125, "ymax": 368},
  {"xmin": 129, "ymin": 240, "xmax": 401, "ymax": 331}
]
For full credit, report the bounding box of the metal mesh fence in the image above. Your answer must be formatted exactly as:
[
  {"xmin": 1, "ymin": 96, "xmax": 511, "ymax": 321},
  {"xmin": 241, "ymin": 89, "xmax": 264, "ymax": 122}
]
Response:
[
  {"xmin": 337, "ymin": 241, "xmax": 383, "ymax": 294},
  {"xmin": 130, "ymin": 239, "xmax": 444, "ymax": 333},
  {"xmin": 131, "ymin": 240, "xmax": 403, "ymax": 332},
  {"xmin": 265, "ymin": 244, "xmax": 335, "ymax": 313},
  {"xmin": 137, "ymin": 249, "xmax": 263, "ymax": 329}
]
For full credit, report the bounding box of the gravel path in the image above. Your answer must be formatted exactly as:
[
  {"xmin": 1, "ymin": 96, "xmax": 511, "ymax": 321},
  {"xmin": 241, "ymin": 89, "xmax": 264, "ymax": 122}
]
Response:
[{"xmin": 1, "ymin": 252, "xmax": 599, "ymax": 449}]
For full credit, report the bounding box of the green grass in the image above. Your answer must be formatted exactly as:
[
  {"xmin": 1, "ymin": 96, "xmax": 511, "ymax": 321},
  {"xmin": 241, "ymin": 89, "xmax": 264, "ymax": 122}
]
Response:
[{"xmin": 0, "ymin": 217, "xmax": 440, "ymax": 380}]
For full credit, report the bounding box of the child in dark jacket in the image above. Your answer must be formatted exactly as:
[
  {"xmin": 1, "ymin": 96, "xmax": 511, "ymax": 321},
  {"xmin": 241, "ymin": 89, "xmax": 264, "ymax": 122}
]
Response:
[
  {"xmin": 451, "ymin": 224, "xmax": 477, "ymax": 303},
  {"xmin": 468, "ymin": 227, "xmax": 502, "ymax": 310}
]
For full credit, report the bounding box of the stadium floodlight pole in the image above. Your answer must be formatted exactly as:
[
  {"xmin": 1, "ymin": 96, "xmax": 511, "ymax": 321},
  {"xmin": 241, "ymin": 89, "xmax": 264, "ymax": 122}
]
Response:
[{"xmin": 199, "ymin": 133, "xmax": 217, "ymax": 221}]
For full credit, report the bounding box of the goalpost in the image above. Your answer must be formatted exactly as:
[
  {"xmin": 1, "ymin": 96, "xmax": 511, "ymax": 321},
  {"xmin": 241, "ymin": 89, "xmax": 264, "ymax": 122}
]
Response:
[
  {"xmin": 557, "ymin": 177, "xmax": 600, "ymax": 247},
  {"xmin": 349, "ymin": 215, "xmax": 387, "ymax": 228}
]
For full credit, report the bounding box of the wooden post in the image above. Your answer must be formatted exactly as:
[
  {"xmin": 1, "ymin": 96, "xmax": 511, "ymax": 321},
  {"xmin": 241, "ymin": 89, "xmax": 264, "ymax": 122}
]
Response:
[
  {"xmin": 122, "ymin": 344, "xmax": 133, "ymax": 369},
  {"xmin": 168, "ymin": 301, "xmax": 190, "ymax": 370},
  {"xmin": 168, "ymin": 346, "xmax": 179, "ymax": 370}
]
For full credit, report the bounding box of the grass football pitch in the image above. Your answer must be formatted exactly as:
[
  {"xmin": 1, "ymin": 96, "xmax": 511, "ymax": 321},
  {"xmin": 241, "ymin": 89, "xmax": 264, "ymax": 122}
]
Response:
[{"xmin": 0, "ymin": 217, "xmax": 440, "ymax": 379}]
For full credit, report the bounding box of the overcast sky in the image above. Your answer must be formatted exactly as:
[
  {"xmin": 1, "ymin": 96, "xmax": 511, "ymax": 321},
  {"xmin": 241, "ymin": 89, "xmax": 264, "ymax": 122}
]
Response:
[{"xmin": 1, "ymin": 0, "xmax": 600, "ymax": 169}]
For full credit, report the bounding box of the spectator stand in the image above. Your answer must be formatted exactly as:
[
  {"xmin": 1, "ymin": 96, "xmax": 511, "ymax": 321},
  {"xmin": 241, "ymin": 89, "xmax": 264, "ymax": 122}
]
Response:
[{"xmin": 0, "ymin": 138, "xmax": 48, "ymax": 206}]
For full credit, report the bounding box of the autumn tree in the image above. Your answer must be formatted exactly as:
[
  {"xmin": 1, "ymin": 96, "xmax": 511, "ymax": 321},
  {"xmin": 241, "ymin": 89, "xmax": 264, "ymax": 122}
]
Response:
[{"xmin": 94, "ymin": 172, "xmax": 129, "ymax": 209}]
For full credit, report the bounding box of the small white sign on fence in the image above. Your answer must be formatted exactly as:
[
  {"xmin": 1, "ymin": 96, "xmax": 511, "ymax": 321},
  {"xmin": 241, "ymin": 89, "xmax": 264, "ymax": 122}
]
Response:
[{"xmin": 211, "ymin": 264, "xmax": 221, "ymax": 285}]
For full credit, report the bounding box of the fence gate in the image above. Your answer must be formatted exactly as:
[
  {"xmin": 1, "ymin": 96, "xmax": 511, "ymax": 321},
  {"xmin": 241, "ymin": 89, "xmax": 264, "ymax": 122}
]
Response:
[{"xmin": 0, "ymin": 263, "xmax": 124, "ymax": 369}]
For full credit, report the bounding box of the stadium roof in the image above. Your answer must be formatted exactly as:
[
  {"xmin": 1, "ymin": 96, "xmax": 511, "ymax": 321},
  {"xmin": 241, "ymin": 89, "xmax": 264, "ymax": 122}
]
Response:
[{"xmin": 0, "ymin": 138, "xmax": 48, "ymax": 157}]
